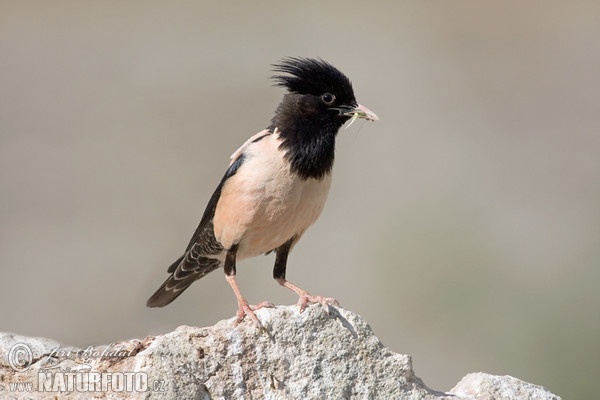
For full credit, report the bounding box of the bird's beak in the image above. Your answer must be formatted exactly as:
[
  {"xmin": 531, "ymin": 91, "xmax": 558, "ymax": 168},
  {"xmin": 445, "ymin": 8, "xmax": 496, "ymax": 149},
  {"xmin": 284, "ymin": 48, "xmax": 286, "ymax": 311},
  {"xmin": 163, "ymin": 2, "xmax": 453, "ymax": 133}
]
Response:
[{"xmin": 339, "ymin": 104, "xmax": 379, "ymax": 122}]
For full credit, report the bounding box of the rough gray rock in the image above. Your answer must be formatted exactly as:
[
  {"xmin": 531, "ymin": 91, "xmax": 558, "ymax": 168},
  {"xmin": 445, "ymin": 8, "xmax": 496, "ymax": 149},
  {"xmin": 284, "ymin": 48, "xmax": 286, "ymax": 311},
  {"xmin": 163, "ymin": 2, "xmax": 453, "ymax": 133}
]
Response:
[
  {"xmin": 0, "ymin": 305, "xmax": 560, "ymax": 399},
  {"xmin": 450, "ymin": 373, "xmax": 561, "ymax": 400}
]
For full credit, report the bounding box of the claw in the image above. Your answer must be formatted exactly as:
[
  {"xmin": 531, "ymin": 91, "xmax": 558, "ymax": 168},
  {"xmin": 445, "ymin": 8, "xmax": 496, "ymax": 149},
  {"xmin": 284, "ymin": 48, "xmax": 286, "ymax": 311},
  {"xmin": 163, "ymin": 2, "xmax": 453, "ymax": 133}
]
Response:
[
  {"xmin": 234, "ymin": 300, "xmax": 275, "ymax": 329},
  {"xmin": 297, "ymin": 294, "xmax": 339, "ymax": 314},
  {"xmin": 226, "ymin": 273, "xmax": 275, "ymax": 330},
  {"xmin": 276, "ymin": 277, "xmax": 339, "ymax": 314}
]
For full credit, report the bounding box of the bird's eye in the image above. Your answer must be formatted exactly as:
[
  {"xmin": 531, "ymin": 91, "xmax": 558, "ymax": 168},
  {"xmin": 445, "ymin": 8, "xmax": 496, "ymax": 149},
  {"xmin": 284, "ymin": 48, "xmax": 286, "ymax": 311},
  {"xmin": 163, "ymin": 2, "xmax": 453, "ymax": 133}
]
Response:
[{"xmin": 321, "ymin": 93, "xmax": 336, "ymax": 104}]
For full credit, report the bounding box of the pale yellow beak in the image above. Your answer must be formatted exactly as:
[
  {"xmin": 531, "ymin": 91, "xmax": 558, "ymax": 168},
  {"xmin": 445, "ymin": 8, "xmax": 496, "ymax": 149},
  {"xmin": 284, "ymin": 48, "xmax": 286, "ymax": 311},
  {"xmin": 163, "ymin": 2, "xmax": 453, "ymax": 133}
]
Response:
[{"xmin": 341, "ymin": 103, "xmax": 379, "ymax": 122}]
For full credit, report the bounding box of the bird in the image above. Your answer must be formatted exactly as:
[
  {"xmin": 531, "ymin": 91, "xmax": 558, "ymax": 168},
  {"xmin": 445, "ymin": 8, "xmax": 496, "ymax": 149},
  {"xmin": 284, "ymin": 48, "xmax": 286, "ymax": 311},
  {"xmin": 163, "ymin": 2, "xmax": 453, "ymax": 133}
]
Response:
[{"xmin": 147, "ymin": 57, "xmax": 378, "ymax": 327}]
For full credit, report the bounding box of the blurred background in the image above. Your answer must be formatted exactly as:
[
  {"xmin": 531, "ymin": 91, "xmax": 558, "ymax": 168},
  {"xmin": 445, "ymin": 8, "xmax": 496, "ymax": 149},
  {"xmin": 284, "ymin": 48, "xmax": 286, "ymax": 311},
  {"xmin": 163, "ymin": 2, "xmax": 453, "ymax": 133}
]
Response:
[{"xmin": 1, "ymin": 1, "xmax": 598, "ymax": 398}]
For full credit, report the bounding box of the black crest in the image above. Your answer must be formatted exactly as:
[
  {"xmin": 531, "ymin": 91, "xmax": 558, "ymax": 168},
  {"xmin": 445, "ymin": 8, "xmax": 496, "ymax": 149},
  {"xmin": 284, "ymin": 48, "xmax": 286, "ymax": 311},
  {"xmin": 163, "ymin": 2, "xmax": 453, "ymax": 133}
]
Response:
[{"xmin": 271, "ymin": 57, "xmax": 356, "ymax": 105}]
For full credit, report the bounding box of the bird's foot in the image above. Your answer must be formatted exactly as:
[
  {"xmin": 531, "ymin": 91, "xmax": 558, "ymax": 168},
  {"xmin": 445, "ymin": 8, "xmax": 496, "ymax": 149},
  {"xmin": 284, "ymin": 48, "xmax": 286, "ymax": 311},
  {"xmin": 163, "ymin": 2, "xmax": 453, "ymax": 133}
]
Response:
[
  {"xmin": 226, "ymin": 273, "xmax": 274, "ymax": 329},
  {"xmin": 276, "ymin": 277, "xmax": 340, "ymax": 314},
  {"xmin": 235, "ymin": 300, "xmax": 275, "ymax": 329},
  {"xmin": 296, "ymin": 293, "xmax": 340, "ymax": 314}
]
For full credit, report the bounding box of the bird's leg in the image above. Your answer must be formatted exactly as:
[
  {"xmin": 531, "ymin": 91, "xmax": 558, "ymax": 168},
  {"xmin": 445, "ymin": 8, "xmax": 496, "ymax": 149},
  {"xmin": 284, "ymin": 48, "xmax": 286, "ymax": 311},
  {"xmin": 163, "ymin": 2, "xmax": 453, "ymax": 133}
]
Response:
[
  {"xmin": 224, "ymin": 244, "xmax": 274, "ymax": 328},
  {"xmin": 225, "ymin": 275, "xmax": 274, "ymax": 327},
  {"xmin": 273, "ymin": 239, "xmax": 340, "ymax": 313}
]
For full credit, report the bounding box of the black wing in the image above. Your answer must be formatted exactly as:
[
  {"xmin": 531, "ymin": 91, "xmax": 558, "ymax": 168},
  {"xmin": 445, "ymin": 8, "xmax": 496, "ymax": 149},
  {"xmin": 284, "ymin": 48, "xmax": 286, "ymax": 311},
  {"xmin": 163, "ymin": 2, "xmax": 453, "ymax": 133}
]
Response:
[{"xmin": 146, "ymin": 154, "xmax": 246, "ymax": 307}]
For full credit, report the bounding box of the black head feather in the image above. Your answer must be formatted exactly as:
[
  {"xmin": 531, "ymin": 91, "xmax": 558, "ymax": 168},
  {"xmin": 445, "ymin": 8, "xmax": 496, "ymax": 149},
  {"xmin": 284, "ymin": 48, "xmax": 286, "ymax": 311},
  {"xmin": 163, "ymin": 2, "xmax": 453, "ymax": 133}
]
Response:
[{"xmin": 271, "ymin": 57, "xmax": 356, "ymax": 106}]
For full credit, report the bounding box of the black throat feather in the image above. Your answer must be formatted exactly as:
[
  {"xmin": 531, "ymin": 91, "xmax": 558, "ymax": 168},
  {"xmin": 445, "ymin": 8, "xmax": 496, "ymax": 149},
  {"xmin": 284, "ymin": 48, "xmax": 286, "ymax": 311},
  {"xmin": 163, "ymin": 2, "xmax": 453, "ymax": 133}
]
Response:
[{"xmin": 268, "ymin": 96, "xmax": 347, "ymax": 180}]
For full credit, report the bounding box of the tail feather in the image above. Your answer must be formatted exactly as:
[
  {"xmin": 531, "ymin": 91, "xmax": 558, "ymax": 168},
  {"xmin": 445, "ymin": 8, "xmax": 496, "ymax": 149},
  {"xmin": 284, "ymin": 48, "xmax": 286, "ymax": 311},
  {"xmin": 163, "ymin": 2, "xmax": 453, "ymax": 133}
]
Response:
[
  {"xmin": 148, "ymin": 218, "xmax": 225, "ymax": 308},
  {"xmin": 146, "ymin": 275, "xmax": 195, "ymax": 307},
  {"xmin": 146, "ymin": 251, "xmax": 221, "ymax": 307}
]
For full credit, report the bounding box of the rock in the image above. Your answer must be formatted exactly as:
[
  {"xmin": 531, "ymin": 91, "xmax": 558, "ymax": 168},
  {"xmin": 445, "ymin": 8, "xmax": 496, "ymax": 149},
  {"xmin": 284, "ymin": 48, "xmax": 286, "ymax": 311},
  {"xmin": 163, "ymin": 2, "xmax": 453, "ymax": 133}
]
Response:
[
  {"xmin": 0, "ymin": 305, "xmax": 560, "ymax": 399},
  {"xmin": 450, "ymin": 373, "xmax": 562, "ymax": 400}
]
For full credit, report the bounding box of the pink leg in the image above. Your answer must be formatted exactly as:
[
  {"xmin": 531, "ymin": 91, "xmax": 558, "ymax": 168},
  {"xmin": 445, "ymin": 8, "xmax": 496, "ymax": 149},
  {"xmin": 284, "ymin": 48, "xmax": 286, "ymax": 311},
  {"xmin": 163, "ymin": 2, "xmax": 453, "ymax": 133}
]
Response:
[{"xmin": 225, "ymin": 274, "xmax": 274, "ymax": 328}]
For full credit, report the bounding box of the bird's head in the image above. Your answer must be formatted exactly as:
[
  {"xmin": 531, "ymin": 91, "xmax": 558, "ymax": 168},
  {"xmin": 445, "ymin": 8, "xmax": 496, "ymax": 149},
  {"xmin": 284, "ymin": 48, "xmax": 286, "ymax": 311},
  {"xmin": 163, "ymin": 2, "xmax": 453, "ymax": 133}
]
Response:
[
  {"xmin": 270, "ymin": 57, "xmax": 378, "ymax": 133},
  {"xmin": 268, "ymin": 57, "xmax": 378, "ymax": 179}
]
